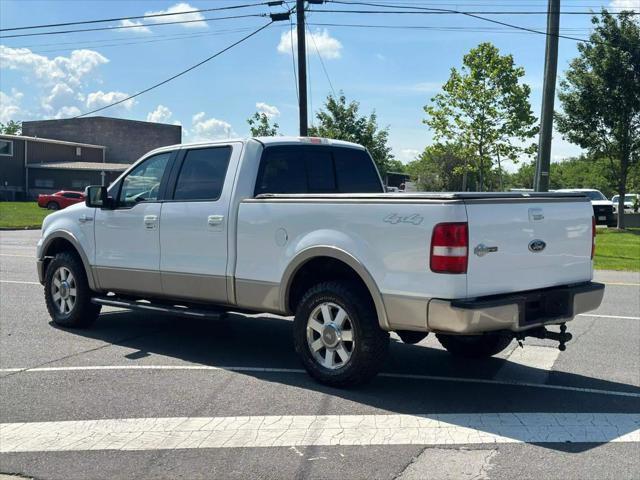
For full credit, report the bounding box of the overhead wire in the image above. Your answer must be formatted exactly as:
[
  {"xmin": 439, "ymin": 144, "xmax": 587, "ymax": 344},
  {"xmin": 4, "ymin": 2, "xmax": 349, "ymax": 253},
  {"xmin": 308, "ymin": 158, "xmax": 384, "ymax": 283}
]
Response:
[
  {"xmin": 319, "ymin": 0, "xmax": 611, "ymax": 43},
  {"xmin": 73, "ymin": 21, "xmax": 274, "ymax": 118},
  {"xmin": 0, "ymin": 1, "xmax": 281, "ymax": 32},
  {"xmin": 0, "ymin": 14, "xmax": 268, "ymax": 39}
]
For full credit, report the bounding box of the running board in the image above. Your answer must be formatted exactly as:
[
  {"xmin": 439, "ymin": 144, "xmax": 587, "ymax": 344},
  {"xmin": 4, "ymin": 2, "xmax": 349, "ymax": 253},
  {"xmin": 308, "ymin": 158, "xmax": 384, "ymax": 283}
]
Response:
[{"xmin": 91, "ymin": 296, "xmax": 225, "ymax": 320}]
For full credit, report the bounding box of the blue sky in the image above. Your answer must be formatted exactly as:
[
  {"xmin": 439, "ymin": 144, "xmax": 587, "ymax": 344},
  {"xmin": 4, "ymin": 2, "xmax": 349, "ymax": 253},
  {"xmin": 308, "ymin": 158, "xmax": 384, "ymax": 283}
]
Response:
[{"xmin": 0, "ymin": 0, "xmax": 636, "ymax": 169}]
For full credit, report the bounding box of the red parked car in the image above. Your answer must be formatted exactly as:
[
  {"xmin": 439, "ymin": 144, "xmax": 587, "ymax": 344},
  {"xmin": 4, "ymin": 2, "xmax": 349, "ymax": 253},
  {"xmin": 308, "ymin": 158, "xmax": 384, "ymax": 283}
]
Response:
[{"xmin": 37, "ymin": 190, "xmax": 86, "ymax": 210}]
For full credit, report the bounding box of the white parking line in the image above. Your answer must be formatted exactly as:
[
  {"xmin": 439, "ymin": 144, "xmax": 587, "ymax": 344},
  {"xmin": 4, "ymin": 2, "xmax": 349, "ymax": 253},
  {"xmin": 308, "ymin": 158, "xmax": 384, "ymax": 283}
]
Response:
[
  {"xmin": 495, "ymin": 346, "xmax": 560, "ymax": 383},
  {"xmin": 1, "ymin": 365, "xmax": 639, "ymax": 398},
  {"xmin": 0, "ymin": 254, "xmax": 32, "ymax": 258},
  {"xmin": 578, "ymin": 314, "xmax": 640, "ymax": 320},
  {"xmin": 1, "ymin": 413, "xmax": 638, "ymax": 453},
  {"xmin": 0, "ymin": 280, "xmax": 40, "ymax": 285}
]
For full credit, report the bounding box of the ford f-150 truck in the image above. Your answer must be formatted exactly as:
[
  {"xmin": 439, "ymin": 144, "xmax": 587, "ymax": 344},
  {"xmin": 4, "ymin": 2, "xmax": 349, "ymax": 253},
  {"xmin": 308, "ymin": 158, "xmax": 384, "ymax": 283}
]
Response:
[{"xmin": 37, "ymin": 137, "xmax": 605, "ymax": 386}]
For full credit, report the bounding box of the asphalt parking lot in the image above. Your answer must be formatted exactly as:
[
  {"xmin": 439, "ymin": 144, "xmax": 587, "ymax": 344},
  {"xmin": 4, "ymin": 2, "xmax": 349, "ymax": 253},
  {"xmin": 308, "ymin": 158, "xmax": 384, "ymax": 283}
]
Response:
[{"xmin": 1, "ymin": 229, "xmax": 639, "ymax": 480}]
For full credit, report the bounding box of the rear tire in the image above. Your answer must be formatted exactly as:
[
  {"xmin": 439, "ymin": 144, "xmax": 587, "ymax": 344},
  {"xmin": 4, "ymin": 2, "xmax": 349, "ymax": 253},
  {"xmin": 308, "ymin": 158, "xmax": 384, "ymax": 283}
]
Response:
[
  {"xmin": 46, "ymin": 201, "xmax": 60, "ymax": 210},
  {"xmin": 44, "ymin": 251, "xmax": 101, "ymax": 328},
  {"xmin": 436, "ymin": 333, "xmax": 512, "ymax": 358},
  {"xmin": 293, "ymin": 281, "xmax": 389, "ymax": 387}
]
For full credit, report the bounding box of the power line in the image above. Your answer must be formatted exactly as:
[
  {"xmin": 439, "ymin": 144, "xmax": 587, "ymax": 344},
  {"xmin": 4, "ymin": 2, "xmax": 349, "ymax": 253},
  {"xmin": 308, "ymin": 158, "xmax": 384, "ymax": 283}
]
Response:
[
  {"xmin": 306, "ymin": 23, "xmax": 337, "ymax": 96},
  {"xmin": 285, "ymin": 1, "xmax": 300, "ymax": 102},
  {"xmin": 319, "ymin": 0, "xmax": 604, "ymax": 43},
  {"xmin": 0, "ymin": 14, "xmax": 267, "ymax": 39},
  {"xmin": 0, "ymin": 1, "xmax": 281, "ymax": 32},
  {"xmin": 74, "ymin": 21, "xmax": 274, "ymax": 118}
]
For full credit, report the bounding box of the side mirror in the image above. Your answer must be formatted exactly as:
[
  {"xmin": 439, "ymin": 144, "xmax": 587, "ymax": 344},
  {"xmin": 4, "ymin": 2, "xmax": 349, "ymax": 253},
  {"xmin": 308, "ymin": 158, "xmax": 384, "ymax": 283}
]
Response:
[{"xmin": 85, "ymin": 185, "xmax": 113, "ymax": 209}]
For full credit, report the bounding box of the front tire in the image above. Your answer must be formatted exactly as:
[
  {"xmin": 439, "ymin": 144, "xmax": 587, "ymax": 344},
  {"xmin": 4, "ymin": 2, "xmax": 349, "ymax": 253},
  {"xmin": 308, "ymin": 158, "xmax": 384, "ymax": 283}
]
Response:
[
  {"xmin": 44, "ymin": 251, "xmax": 101, "ymax": 328},
  {"xmin": 436, "ymin": 333, "xmax": 513, "ymax": 358},
  {"xmin": 293, "ymin": 281, "xmax": 389, "ymax": 387}
]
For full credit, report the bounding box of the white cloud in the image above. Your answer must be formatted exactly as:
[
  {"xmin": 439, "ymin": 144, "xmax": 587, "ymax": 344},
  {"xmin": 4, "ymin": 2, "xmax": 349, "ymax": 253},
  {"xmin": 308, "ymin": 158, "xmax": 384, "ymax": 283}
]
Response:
[
  {"xmin": 610, "ymin": 1, "xmax": 638, "ymax": 11},
  {"xmin": 399, "ymin": 148, "xmax": 421, "ymax": 163},
  {"xmin": 256, "ymin": 102, "xmax": 280, "ymax": 118},
  {"xmin": 145, "ymin": 2, "xmax": 207, "ymax": 28},
  {"xmin": 86, "ymin": 90, "xmax": 135, "ymax": 111},
  {"xmin": 54, "ymin": 106, "xmax": 82, "ymax": 119},
  {"xmin": 278, "ymin": 28, "xmax": 342, "ymax": 59},
  {"xmin": 0, "ymin": 89, "xmax": 23, "ymax": 123},
  {"xmin": 41, "ymin": 82, "xmax": 77, "ymax": 115},
  {"xmin": 147, "ymin": 104, "xmax": 173, "ymax": 123},
  {"xmin": 120, "ymin": 19, "xmax": 151, "ymax": 34},
  {"xmin": 0, "ymin": 46, "xmax": 108, "ymax": 87},
  {"xmin": 189, "ymin": 112, "xmax": 234, "ymax": 141}
]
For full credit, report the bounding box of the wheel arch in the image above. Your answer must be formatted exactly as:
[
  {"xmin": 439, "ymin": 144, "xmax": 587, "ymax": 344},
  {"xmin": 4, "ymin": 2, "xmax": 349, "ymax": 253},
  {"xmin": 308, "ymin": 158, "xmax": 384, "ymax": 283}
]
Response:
[
  {"xmin": 281, "ymin": 246, "xmax": 390, "ymax": 330},
  {"xmin": 40, "ymin": 231, "xmax": 98, "ymax": 291}
]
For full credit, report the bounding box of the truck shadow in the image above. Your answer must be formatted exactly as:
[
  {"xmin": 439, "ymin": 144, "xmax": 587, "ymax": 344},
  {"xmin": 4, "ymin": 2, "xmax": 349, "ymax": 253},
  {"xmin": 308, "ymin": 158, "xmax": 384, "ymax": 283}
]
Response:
[{"xmin": 53, "ymin": 309, "xmax": 640, "ymax": 453}]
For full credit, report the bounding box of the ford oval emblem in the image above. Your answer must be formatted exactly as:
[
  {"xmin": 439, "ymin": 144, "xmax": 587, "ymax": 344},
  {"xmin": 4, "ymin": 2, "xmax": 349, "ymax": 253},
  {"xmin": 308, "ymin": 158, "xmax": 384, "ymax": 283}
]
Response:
[{"xmin": 528, "ymin": 239, "xmax": 546, "ymax": 253}]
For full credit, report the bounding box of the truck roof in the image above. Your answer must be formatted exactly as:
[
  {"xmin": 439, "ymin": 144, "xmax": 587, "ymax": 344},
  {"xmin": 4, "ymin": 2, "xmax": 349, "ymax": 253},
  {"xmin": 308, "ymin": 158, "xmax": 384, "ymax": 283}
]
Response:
[{"xmin": 154, "ymin": 136, "xmax": 366, "ymax": 152}]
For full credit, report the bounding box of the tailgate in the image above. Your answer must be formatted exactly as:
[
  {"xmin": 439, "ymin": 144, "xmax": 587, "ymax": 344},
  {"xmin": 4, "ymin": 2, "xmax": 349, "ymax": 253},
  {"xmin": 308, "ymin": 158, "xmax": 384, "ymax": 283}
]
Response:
[{"xmin": 465, "ymin": 198, "xmax": 593, "ymax": 297}]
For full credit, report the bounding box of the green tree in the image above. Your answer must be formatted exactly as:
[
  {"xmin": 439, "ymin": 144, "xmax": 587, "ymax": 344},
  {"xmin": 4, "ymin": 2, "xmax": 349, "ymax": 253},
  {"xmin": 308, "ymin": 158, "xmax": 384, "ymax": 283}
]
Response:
[
  {"xmin": 247, "ymin": 112, "xmax": 279, "ymax": 136},
  {"xmin": 0, "ymin": 120, "xmax": 21, "ymax": 135},
  {"xmin": 555, "ymin": 11, "xmax": 639, "ymax": 229},
  {"xmin": 309, "ymin": 93, "xmax": 395, "ymax": 176},
  {"xmin": 407, "ymin": 143, "xmax": 470, "ymax": 191},
  {"xmin": 424, "ymin": 42, "xmax": 538, "ymax": 191}
]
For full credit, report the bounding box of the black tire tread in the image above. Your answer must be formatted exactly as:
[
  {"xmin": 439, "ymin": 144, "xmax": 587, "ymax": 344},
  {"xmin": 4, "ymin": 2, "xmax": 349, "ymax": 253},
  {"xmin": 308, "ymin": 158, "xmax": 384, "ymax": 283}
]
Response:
[
  {"xmin": 293, "ymin": 281, "xmax": 389, "ymax": 387},
  {"xmin": 44, "ymin": 251, "xmax": 101, "ymax": 328}
]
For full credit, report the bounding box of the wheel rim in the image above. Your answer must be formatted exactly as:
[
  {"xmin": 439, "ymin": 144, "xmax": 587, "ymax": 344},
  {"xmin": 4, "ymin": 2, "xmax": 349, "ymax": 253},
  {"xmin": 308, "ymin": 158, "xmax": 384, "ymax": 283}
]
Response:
[
  {"xmin": 51, "ymin": 266, "xmax": 77, "ymax": 314},
  {"xmin": 306, "ymin": 302, "xmax": 355, "ymax": 370}
]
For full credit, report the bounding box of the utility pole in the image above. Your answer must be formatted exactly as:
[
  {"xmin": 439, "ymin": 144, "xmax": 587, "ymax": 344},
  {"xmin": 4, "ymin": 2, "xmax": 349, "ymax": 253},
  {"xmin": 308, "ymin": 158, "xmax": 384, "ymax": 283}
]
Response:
[
  {"xmin": 296, "ymin": 0, "xmax": 308, "ymax": 136},
  {"xmin": 534, "ymin": 0, "xmax": 560, "ymax": 192}
]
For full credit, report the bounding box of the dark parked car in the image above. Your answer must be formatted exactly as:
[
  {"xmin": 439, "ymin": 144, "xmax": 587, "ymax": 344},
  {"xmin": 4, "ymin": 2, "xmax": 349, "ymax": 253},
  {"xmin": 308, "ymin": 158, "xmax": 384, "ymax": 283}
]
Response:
[
  {"xmin": 554, "ymin": 189, "xmax": 616, "ymax": 227},
  {"xmin": 37, "ymin": 190, "xmax": 86, "ymax": 210}
]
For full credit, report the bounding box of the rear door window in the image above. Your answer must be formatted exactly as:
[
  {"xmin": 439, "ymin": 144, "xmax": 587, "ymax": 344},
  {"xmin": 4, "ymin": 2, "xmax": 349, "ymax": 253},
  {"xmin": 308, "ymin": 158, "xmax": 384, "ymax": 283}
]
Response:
[{"xmin": 173, "ymin": 146, "xmax": 231, "ymax": 201}]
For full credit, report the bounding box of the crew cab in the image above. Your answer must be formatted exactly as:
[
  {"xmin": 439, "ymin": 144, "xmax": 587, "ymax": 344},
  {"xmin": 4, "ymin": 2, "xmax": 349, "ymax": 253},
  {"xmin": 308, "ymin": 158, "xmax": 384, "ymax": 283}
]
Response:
[
  {"xmin": 37, "ymin": 137, "xmax": 604, "ymax": 386},
  {"xmin": 37, "ymin": 190, "xmax": 86, "ymax": 210}
]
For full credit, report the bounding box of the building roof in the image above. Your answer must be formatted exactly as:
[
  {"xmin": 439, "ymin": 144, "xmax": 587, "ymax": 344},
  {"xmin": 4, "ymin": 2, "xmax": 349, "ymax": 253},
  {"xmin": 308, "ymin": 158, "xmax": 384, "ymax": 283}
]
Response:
[
  {"xmin": 0, "ymin": 133, "xmax": 106, "ymax": 149},
  {"xmin": 23, "ymin": 116, "xmax": 181, "ymax": 129},
  {"xmin": 27, "ymin": 161, "xmax": 128, "ymax": 172}
]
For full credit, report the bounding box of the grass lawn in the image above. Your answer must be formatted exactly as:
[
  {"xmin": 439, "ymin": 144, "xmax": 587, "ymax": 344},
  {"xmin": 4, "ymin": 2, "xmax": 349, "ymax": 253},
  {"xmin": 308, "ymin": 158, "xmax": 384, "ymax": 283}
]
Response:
[
  {"xmin": 0, "ymin": 202, "xmax": 51, "ymax": 229},
  {"xmin": 594, "ymin": 227, "xmax": 640, "ymax": 272}
]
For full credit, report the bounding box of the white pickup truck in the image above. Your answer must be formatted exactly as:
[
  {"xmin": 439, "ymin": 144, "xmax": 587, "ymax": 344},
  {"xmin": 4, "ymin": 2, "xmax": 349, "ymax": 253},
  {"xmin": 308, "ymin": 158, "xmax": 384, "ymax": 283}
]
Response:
[{"xmin": 37, "ymin": 137, "xmax": 604, "ymax": 386}]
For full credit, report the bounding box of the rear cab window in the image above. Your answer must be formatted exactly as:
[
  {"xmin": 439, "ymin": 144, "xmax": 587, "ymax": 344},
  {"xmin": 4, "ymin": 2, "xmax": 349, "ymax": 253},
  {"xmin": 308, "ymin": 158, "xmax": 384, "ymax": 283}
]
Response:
[
  {"xmin": 254, "ymin": 145, "xmax": 383, "ymax": 196},
  {"xmin": 172, "ymin": 146, "xmax": 231, "ymax": 201}
]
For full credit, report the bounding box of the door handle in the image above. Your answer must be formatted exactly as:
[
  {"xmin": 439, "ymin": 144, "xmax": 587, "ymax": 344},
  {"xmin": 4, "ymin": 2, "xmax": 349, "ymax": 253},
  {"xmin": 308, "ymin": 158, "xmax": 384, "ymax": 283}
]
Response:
[
  {"xmin": 144, "ymin": 215, "xmax": 158, "ymax": 229},
  {"xmin": 208, "ymin": 215, "xmax": 224, "ymax": 226},
  {"xmin": 78, "ymin": 214, "xmax": 93, "ymax": 224}
]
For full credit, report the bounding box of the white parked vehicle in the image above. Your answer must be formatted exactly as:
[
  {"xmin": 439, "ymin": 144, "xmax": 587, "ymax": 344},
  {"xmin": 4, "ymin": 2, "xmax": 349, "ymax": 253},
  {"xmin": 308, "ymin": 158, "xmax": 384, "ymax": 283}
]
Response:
[
  {"xmin": 554, "ymin": 189, "xmax": 615, "ymax": 226},
  {"xmin": 37, "ymin": 137, "xmax": 604, "ymax": 386},
  {"xmin": 611, "ymin": 194, "xmax": 639, "ymax": 214}
]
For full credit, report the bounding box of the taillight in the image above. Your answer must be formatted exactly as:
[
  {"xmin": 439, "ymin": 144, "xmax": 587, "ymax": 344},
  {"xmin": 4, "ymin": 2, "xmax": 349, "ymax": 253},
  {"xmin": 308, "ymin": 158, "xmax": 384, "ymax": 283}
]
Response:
[
  {"xmin": 591, "ymin": 216, "xmax": 596, "ymax": 259},
  {"xmin": 430, "ymin": 222, "xmax": 468, "ymax": 274}
]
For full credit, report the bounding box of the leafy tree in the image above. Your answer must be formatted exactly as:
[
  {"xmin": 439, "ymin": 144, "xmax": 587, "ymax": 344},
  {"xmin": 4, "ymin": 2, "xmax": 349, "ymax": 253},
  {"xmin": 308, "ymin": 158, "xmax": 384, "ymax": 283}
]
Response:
[
  {"xmin": 309, "ymin": 93, "xmax": 395, "ymax": 176},
  {"xmin": 424, "ymin": 42, "xmax": 538, "ymax": 191},
  {"xmin": 407, "ymin": 143, "xmax": 470, "ymax": 191},
  {"xmin": 555, "ymin": 11, "xmax": 639, "ymax": 228},
  {"xmin": 247, "ymin": 112, "xmax": 279, "ymax": 136},
  {"xmin": 0, "ymin": 120, "xmax": 21, "ymax": 135},
  {"xmin": 386, "ymin": 159, "xmax": 407, "ymax": 174}
]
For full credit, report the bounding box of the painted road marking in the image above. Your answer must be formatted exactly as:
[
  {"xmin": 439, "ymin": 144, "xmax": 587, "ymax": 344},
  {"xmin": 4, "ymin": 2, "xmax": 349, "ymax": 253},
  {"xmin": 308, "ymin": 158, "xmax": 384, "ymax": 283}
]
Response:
[
  {"xmin": 578, "ymin": 313, "xmax": 640, "ymax": 320},
  {"xmin": 0, "ymin": 254, "xmax": 32, "ymax": 258},
  {"xmin": 495, "ymin": 345, "xmax": 560, "ymax": 383},
  {"xmin": 1, "ymin": 413, "xmax": 638, "ymax": 453},
  {"xmin": 0, "ymin": 280, "xmax": 40, "ymax": 285},
  {"xmin": 1, "ymin": 365, "xmax": 639, "ymax": 398}
]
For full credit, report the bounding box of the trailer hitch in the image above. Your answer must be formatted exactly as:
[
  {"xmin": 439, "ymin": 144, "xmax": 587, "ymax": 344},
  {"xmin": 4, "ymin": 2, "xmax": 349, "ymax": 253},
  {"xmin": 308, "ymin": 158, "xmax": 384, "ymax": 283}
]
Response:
[{"xmin": 514, "ymin": 323, "xmax": 572, "ymax": 351}]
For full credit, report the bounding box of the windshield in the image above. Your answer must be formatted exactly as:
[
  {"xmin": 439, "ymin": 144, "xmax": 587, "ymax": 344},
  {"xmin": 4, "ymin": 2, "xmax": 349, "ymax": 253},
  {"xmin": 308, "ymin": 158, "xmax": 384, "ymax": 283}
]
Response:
[{"xmin": 584, "ymin": 190, "xmax": 606, "ymax": 201}]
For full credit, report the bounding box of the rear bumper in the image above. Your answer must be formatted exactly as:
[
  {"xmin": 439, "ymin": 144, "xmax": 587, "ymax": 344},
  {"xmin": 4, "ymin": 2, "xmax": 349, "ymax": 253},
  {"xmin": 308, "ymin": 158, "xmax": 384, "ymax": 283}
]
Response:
[{"xmin": 427, "ymin": 282, "xmax": 605, "ymax": 334}]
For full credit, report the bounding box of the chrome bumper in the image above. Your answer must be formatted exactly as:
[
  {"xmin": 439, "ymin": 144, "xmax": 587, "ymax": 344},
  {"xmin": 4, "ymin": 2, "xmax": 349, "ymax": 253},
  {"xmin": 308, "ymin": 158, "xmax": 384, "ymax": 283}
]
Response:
[{"xmin": 427, "ymin": 282, "xmax": 605, "ymax": 334}]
